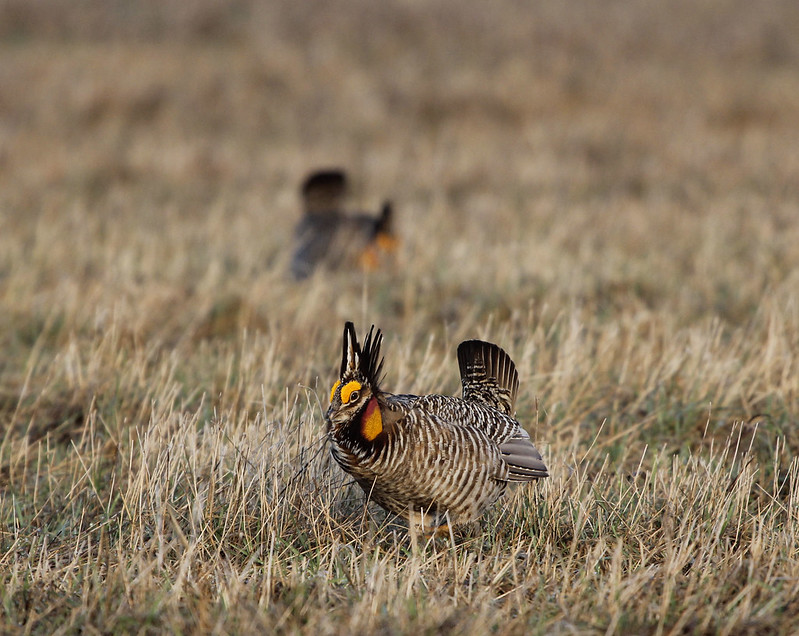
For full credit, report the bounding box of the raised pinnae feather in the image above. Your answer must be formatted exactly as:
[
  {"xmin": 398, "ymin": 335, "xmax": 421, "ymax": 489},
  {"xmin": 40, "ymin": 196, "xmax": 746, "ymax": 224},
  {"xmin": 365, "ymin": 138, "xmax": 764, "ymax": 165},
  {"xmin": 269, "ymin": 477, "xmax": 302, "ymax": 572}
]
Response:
[
  {"xmin": 359, "ymin": 324, "xmax": 384, "ymax": 389},
  {"xmin": 341, "ymin": 321, "xmax": 359, "ymax": 378},
  {"xmin": 340, "ymin": 322, "xmax": 384, "ymax": 389},
  {"xmin": 457, "ymin": 339, "xmax": 519, "ymax": 415},
  {"xmin": 376, "ymin": 201, "xmax": 393, "ymax": 234}
]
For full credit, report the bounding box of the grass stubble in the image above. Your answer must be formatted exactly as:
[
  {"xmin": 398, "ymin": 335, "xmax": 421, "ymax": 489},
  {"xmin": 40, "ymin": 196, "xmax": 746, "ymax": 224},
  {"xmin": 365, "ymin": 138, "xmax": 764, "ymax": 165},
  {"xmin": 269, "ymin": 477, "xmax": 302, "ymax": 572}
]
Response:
[{"xmin": 1, "ymin": 0, "xmax": 799, "ymax": 633}]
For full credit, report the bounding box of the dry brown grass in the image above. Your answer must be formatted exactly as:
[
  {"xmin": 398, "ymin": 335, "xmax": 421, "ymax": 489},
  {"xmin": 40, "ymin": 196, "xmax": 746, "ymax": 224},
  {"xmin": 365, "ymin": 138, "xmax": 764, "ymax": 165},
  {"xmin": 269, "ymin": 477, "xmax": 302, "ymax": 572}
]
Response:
[{"xmin": 2, "ymin": 0, "xmax": 799, "ymax": 633}]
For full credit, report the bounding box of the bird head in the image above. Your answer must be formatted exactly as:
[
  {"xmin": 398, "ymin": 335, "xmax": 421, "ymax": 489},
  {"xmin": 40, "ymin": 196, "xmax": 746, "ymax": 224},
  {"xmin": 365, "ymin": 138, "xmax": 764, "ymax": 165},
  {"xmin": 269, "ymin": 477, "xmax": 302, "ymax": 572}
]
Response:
[{"xmin": 326, "ymin": 322, "xmax": 385, "ymax": 442}]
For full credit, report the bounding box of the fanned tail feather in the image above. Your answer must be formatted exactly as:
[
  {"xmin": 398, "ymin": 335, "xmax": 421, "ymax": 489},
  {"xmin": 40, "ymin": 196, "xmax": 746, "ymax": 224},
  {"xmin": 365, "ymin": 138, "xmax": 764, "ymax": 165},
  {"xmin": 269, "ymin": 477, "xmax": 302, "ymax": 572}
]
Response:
[
  {"xmin": 302, "ymin": 169, "xmax": 348, "ymax": 214},
  {"xmin": 457, "ymin": 339, "xmax": 519, "ymax": 415}
]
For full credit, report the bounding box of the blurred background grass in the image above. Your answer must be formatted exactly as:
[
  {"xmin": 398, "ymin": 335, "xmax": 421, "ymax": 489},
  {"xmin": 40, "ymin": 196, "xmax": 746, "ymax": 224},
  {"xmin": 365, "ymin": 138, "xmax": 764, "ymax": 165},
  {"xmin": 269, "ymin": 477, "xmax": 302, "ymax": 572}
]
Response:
[
  {"xmin": 2, "ymin": 0, "xmax": 797, "ymax": 447},
  {"xmin": 1, "ymin": 0, "xmax": 799, "ymax": 632}
]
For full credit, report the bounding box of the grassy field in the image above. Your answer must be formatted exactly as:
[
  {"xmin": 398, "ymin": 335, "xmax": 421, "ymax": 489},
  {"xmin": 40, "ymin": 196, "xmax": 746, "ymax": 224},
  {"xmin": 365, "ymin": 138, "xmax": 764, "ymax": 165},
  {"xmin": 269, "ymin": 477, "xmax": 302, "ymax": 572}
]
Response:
[{"xmin": 2, "ymin": 0, "xmax": 799, "ymax": 633}]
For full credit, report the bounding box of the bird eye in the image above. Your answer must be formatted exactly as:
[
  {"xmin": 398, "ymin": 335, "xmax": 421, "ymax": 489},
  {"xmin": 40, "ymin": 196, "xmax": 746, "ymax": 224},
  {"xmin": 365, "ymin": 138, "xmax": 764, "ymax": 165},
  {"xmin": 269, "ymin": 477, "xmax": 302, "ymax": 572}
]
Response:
[{"xmin": 340, "ymin": 380, "xmax": 362, "ymax": 404}]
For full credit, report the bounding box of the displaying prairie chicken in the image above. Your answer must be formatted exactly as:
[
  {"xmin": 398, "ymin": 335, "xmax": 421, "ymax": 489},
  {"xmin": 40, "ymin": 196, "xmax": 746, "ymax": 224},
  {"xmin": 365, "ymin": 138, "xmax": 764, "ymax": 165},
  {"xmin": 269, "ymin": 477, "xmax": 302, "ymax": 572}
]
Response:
[
  {"xmin": 326, "ymin": 322, "xmax": 548, "ymax": 532},
  {"xmin": 290, "ymin": 169, "xmax": 397, "ymax": 279}
]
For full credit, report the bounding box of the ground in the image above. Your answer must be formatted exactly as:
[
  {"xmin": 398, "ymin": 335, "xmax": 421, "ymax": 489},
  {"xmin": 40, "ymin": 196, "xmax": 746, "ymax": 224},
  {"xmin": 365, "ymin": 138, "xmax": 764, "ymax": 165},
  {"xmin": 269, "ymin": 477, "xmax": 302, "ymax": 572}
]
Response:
[{"xmin": 1, "ymin": 0, "xmax": 799, "ymax": 633}]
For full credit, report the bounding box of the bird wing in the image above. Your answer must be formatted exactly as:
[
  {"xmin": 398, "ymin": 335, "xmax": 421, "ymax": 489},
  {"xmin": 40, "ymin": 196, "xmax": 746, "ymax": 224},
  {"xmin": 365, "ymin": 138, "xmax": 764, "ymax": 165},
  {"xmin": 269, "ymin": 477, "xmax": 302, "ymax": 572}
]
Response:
[{"xmin": 498, "ymin": 428, "xmax": 548, "ymax": 481}]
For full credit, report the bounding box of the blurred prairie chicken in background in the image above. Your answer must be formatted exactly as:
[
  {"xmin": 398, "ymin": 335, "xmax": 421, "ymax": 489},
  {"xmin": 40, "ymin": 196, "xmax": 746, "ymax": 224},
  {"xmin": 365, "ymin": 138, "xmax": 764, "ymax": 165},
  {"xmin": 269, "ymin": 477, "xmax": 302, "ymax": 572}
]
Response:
[
  {"xmin": 290, "ymin": 169, "xmax": 397, "ymax": 279},
  {"xmin": 326, "ymin": 322, "xmax": 548, "ymax": 533}
]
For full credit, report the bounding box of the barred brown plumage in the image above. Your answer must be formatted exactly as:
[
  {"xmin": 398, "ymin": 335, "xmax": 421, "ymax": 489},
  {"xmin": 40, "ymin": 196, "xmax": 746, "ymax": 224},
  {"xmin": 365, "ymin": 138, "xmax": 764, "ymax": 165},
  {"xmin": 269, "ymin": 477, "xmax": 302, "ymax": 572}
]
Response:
[{"xmin": 325, "ymin": 322, "xmax": 548, "ymax": 532}]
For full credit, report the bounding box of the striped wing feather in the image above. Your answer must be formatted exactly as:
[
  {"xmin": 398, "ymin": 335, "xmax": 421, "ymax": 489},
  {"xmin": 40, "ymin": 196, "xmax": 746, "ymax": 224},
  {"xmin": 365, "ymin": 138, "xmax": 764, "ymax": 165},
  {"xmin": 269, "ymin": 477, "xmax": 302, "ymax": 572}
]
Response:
[{"xmin": 499, "ymin": 429, "xmax": 548, "ymax": 481}]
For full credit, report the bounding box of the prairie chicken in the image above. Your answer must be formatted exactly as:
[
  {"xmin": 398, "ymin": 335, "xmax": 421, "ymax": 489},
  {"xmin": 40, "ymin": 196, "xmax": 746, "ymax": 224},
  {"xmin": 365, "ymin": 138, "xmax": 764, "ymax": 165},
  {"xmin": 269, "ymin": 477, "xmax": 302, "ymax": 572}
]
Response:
[
  {"xmin": 326, "ymin": 322, "xmax": 548, "ymax": 532},
  {"xmin": 290, "ymin": 169, "xmax": 397, "ymax": 279}
]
